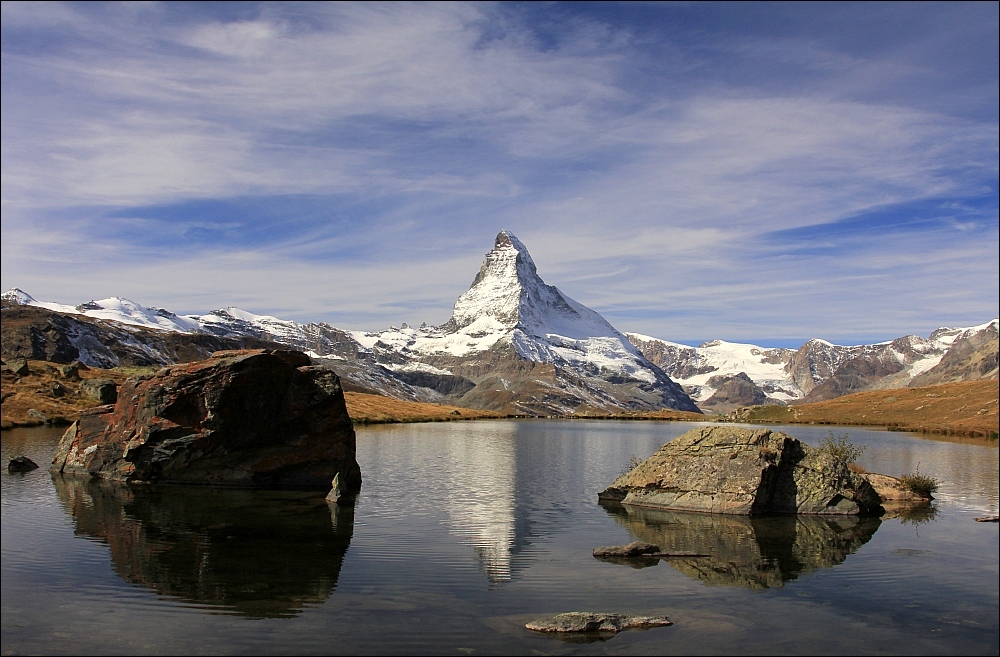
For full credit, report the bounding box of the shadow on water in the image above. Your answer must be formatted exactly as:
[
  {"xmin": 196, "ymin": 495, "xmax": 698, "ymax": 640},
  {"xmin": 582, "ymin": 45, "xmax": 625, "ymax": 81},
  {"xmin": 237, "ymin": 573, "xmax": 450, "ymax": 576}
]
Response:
[
  {"xmin": 52, "ymin": 475, "xmax": 354, "ymax": 618},
  {"xmin": 599, "ymin": 502, "xmax": 881, "ymax": 589}
]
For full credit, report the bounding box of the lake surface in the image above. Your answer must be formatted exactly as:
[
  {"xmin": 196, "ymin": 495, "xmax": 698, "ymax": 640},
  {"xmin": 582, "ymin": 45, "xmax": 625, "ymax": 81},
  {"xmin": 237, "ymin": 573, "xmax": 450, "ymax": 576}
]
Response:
[{"xmin": 2, "ymin": 420, "xmax": 998, "ymax": 655}]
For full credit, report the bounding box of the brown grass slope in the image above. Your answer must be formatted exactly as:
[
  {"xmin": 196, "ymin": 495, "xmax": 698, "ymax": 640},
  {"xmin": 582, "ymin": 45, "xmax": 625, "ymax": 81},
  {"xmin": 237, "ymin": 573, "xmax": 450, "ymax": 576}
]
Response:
[
  {"xmin": 344, "ymin": 392, "xmax": 500, "ymax": 424},
  {"xmin": 728, "ymin": 379, "xmax": 998, "ymax": 438}
]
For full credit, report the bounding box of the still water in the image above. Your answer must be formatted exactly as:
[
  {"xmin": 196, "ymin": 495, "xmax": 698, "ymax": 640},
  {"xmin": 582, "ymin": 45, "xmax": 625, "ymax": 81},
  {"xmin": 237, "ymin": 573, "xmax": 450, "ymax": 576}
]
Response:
[{"xmin": 2, "ymin": 421, "xmax": 998, "ymax": 655}]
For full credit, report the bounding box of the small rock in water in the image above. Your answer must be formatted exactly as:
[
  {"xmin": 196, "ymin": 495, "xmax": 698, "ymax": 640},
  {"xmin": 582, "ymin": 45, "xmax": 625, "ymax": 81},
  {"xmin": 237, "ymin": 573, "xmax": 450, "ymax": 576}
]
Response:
[
  {"xmin": 525, "ymin": 612, "xmax": 671, "ymax": 634},
  {"xmin": 974, "ymin": 516, "xmax": 999, "ymax": 523},
  {"xmin": 8, "ymin": 456, "xmax": 39, "ymax": 473},
  {"xmin": 593, "ymin": 541, "xmax": 661, "ymax": 557}
]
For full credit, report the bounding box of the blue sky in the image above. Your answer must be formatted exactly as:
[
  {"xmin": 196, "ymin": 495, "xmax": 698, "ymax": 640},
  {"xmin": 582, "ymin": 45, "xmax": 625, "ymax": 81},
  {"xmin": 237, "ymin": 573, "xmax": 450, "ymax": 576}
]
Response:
[{"xmin": 2, "ymin": 2, "xmax": 997, "ymax": 347}]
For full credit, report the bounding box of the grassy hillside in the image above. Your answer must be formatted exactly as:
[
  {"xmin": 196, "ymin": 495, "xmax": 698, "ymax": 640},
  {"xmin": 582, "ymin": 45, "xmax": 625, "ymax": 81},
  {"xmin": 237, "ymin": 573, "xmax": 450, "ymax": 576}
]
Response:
[
  {"xmin": 344, "ymin": 392, "xmax": 500, "ymax": 424},
  {"xmin": 726, "ymin": 379, "xmax": 997, "ymax": 438}
]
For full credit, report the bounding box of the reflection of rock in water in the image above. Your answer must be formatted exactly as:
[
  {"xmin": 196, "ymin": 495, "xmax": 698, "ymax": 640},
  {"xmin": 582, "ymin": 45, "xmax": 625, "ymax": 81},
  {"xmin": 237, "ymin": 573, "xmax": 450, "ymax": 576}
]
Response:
[
  {"xmin": 53, "ymin": 476, "xmax": 353, "ymax": 618},
  {"xmin": 601, "ymin": 503, "xmax": 880, "ymax": 589}
]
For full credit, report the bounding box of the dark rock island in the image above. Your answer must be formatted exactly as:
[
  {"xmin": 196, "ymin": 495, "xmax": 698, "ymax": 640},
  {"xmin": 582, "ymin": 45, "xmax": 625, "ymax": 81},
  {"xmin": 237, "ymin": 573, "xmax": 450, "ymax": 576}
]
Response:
[
  {"xmin": 599, "ymin": 426, "xmax": 882, "ymax": 515},
  {"xmin": 50, "ymin": 349, "xmax": 361, "ymax": 499}
]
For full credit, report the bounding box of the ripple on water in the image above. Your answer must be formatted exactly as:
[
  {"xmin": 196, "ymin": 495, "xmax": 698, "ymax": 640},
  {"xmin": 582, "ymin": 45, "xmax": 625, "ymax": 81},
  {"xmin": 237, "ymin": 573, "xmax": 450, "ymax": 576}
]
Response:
[{"xmin": 2, "ymin": 421, "xmax": 997, "ymax": 655}]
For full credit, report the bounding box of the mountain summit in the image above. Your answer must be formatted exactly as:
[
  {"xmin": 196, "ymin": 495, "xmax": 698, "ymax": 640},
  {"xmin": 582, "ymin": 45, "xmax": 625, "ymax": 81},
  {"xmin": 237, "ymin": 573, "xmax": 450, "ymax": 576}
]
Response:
[{"xmin": 449, "ymin": 230, "xmax": 618, "ymax": 341}]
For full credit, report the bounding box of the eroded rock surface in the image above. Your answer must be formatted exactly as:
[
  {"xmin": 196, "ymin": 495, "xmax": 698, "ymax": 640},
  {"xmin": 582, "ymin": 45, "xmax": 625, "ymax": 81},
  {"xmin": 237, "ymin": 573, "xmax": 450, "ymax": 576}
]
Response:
[
  {"xmin": 50, "ymin": 349, "xmax": 361, "ymax": 494},
  {"xmin": 598, "ymin": 426, "xmax": 882, "ymax": 515}
]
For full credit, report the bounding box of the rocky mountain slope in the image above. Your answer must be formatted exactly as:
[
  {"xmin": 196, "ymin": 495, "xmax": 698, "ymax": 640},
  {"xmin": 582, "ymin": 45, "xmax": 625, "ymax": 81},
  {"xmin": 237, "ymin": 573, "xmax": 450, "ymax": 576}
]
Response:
[
  {"xmin": 0, "ymin": 300, "xmax": 276, "ymax": 368},
  {"xmin": 628, "ymin": 319, "xmax": 997, "ymax": 409}
]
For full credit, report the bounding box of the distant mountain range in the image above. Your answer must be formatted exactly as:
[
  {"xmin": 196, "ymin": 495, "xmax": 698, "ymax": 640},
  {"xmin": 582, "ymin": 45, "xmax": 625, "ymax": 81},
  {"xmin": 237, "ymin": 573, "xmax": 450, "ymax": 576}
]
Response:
[{"xmin": 3, "ymin": 231, "xmax": 996, "ymax": 415}]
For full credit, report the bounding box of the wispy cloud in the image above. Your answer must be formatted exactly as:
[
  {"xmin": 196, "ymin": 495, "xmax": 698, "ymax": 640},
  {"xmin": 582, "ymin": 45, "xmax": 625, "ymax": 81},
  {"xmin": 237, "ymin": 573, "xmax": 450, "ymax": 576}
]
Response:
[{"xmin": 2, "ymin": 2, "xmax": 996, "ymax": 344}]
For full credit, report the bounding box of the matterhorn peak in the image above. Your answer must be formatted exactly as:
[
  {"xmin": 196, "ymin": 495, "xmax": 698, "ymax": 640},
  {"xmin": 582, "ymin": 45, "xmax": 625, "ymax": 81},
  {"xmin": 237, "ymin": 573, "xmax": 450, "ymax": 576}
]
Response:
[{"xmin": 447, "ymin": 231, "xmax": 621, "ymax": 341}]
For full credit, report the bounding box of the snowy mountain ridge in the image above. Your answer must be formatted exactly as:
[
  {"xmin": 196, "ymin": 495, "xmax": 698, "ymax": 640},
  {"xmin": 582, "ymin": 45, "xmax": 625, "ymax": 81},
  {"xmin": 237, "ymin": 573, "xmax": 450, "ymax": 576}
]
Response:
[{"xmin": 3, "ymin": 230, "xmax": 996, "ymax": 413}]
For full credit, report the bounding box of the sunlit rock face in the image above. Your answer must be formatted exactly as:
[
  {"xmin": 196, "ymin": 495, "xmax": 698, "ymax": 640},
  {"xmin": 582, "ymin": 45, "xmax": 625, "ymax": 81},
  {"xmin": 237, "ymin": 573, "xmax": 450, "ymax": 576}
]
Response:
[
  {"xmin": 54, "ymin": 476, "xmax": 354, "ymax": 618},
  {"xmin": 601, "ymin": 503, "xmax": 881, "ymax": 589},
  {"xmin": 599, "ymin": 426, "xmax": 883, "ymax": 516}
]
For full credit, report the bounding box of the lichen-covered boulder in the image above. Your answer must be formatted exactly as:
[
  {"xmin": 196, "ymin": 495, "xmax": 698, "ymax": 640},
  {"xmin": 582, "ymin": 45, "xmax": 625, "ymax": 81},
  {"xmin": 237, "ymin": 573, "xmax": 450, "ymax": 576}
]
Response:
[
  {"xmin": 79, "ymin": 378, "xmax": 118, "ymax": 404},
  {"xmin": 51, "ymin": 349, "xmax": 361, "ymax": 496},
  {"xmin": 598, "ymin": 426, "xmax": 881, "ymax": 515}
]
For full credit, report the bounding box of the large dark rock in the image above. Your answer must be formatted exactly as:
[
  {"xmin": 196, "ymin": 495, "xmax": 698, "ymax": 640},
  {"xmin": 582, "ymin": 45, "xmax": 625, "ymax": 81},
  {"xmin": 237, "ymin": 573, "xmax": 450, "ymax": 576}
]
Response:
[
  {"xmin": 599, "ymin": 426, "xmax": 882, "ymax": 515},
  {"xmin": 50, "ymin": 349, "xmax": 361, "ymax": 497}
]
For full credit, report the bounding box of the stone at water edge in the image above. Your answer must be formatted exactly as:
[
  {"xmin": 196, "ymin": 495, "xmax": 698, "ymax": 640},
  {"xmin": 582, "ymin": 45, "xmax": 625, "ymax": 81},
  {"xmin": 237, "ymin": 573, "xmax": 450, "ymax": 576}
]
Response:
[
  {"xmin": 864, "ymin": 473, "xmax": 933, "ymax": 502},
  {"xmin": 50, "ymin": 349, "xmax": 362, "ymax": 493},
  {"xmin": 525, "ymin": 613, "xmax": 672, "ymax": 634},
  {"xmin": 592, "ymin": 542, "xmax": 661, "ymax": 557},
  {"xmin": 8, "ymin": 456, "xmax": 39, "ymax": 473},
  {"xmin": 599, "ymin": 426, "xmax": 883, "ymax": 516}
]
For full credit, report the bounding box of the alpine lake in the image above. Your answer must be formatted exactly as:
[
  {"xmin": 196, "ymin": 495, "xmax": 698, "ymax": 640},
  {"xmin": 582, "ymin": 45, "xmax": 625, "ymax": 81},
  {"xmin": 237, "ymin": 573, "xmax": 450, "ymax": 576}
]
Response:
[{"xmin": 2, "ymin": 420, "xmax": 997, "ymax": 655}]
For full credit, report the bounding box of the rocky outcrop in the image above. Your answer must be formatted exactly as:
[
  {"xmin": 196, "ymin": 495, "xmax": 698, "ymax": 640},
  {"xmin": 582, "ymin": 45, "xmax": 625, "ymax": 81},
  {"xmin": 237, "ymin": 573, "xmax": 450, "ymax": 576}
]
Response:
[
  {"xmin": 598, "ymin": 426, "xmax": 882, "ymax": 515},
  {"xmin": 79, "ymin": 378, "xmax": 118, "ymax": 404},
  {"xmin": 50, "ymin": 349, "xmax": 361, "ymax": 496},
  {"xmin": 910, "ymin": 323, "xmax": 998, "ymax": 387},
  {"xmin": 699, "ymin": 372, "xmax": 783, "ymax": 414}
]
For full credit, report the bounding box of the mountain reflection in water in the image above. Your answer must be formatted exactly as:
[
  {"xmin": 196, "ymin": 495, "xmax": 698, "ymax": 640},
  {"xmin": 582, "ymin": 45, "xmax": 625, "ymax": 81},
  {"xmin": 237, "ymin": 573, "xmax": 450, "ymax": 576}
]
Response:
[
  {"xmin": 53, "ymin": 476, "xmax": 353, "ymax": 618},
  {"xmin": 600, "ymin": 503, "xmax": 881, "ymax": 589}
]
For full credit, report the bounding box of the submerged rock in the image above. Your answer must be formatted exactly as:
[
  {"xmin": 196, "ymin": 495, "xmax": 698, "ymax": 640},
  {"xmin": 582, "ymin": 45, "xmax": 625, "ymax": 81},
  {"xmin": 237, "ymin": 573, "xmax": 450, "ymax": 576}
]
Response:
[
  {"xmin": 50, "ymin": 349, "xmax": 361, "ymax": 496},
  {"xmin": 525, "ymin": 612, "xmax": 671, "ymax": 634},
  {"xmin": 8, "ymin": 456, "xmax": 39, "ymax": 473},
  {"xmin": 599, "ymin": 426, "xmax": 882, "ymax": 515}
]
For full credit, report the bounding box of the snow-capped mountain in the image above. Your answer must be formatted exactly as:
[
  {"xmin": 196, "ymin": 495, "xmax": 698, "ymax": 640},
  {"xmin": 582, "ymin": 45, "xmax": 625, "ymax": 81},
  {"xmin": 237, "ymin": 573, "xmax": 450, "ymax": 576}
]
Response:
[
  {"xmin": 627, "ymin": 318, "xmax": 998, "ymax": 409},
  {"xmin": 4, "ymin": 230, "xmax": 996, "ymax": 414},
  {"xmin": 346, "ymin": 231, "xmax": 698, "ymax": 413},
  {"xmin": 1, "ymin": 232, "xmax": 699, "ymax": 413}
]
